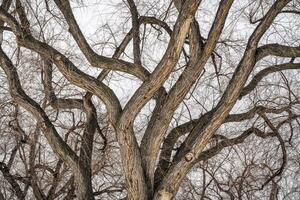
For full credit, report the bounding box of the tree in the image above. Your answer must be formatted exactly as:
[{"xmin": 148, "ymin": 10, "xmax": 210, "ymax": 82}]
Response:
[{"xmin": 0, "ymin": 0, "xmax": 300, "ymax": 199}]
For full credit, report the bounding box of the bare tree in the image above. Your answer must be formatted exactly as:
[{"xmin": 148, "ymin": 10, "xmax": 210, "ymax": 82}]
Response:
[{"xmin": 0, "ymin": 0, "xmax": 300, "ymax": 199}]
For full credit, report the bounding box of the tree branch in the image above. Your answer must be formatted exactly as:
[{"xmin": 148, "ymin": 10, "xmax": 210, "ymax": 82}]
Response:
[
  {"xmin": 119, "ymin": 0, "xmax": 201, "ymax": 128},
  {"xmin": 154, "ymin": 1, "xmax": 292, "ymax": 198},
  {"xmin": 0, "ymin": 7, "xmax": 122, "ymax": 122},
  {"xmin": 240, "ymin": 63, "xmax": 300, "ymax": 98},
  {"xmin": 256, "ymin": 43, "xmax": 300, "ymax": 61},
  {"xmin": 53, "ymin": 0, "xmax": 148, "ymax": 80}
]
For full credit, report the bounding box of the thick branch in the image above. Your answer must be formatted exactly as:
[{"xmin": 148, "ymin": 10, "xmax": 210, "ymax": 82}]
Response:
[
  {"xmin": 0, "ymin": 8, "xmax": 122, "ymax": 122},
  {"xmin": 0, "ymin": 47, "xmax": 94, "ymax": 200},
  {"xmin": 0, "ymin": 47, "xmax": 79, "ymax": 167},
  {"xmin": 53, "ymin": 0, "xmax": 148, "ymax": 80},
  {"xmin": 240, "ymin": 63, "xmax": 300, "ymax": 98},
  {"xmin": 155, "ymin": 104, "xmax": 294, "ymax": 184},
  {"xmin": 43, "ymin": 59, "xmax": 83, "ymax": 110},
  {"xmin": 127, "ymin": 0, "xmax": 141, "ymax": 65},
  {"xmin": 256, "ymin": 43, "xmax": 300, "ymax": 61},
  {"xmin": 141, "ymin": 0, "xmax": 233, "ymax": 192},
  {"xmin": 154, "ymin": 1, "xmax": 291, "ymax": 198},
  {"xmin": 119, "ymin": 0, "xmax": 201, "ymax": 128},
  {"xmin": 0, "ymin": 162, "xmax": 25, "ymax": 199}
]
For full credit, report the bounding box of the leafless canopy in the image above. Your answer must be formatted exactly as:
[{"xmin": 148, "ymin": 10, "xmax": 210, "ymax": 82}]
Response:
[{"xmin": 0, "ymin": 0, "xmax": 300, "ymax": 199}]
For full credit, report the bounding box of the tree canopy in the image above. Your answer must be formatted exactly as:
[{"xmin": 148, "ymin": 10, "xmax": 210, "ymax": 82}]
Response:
[{"xmin": 0, "ymin": 0, "xmax": 300, "ymax": 199}]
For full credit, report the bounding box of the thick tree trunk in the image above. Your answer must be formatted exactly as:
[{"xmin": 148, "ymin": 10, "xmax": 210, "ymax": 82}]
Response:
[
  {"xmin": 75, "ymin": 167, "xmax": 95, "ymax": 200},
  {"xmin": 116, "ymin": 128, "xmax": 148, "ymax": 200}
]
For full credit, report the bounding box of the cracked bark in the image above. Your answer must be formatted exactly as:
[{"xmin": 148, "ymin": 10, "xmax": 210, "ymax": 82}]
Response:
[{"xmin": 0, "ymin": 0, "xmax": 299, "ymax": 199}]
